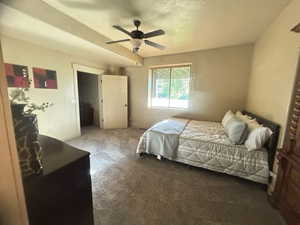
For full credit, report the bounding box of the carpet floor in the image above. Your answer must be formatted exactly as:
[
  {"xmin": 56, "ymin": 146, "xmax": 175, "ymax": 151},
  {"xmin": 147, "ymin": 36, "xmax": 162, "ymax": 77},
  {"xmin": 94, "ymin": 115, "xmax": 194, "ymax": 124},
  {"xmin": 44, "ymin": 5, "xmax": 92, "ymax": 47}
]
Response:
[{"xmin": 67, "ymin": 126, "xmax": 284, "ymax": 225}]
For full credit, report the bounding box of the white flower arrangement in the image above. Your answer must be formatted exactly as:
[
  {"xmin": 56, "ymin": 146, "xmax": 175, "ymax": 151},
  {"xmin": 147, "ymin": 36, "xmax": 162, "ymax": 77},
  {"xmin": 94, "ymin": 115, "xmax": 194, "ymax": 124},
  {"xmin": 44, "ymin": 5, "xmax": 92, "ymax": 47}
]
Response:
[{"xmin": 9, "ymin": 80, "xmax": 53, "ymax": 114}]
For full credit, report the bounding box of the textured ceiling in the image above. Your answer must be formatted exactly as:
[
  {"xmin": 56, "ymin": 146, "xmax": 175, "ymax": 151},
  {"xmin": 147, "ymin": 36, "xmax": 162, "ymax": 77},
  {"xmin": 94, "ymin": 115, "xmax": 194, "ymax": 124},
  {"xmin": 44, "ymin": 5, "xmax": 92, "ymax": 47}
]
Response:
[
  {"xmin": 44, "ymin": 0, "xmax": 291, "ymax": 57},
  {"xmin": 0, "ymin": 3, "xmax": 139, "ymax": 66}
]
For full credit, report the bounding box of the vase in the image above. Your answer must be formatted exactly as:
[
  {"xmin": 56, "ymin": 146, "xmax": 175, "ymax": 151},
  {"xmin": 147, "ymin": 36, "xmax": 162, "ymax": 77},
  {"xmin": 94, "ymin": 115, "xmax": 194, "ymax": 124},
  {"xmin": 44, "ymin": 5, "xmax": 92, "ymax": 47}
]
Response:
[
  {"xmin": 13, "ymin": 114, "xmax": 43, "ymax": 178},
  {"xmin": 11, "ymin": 104, "xmax": 26, "ymax": 118}
]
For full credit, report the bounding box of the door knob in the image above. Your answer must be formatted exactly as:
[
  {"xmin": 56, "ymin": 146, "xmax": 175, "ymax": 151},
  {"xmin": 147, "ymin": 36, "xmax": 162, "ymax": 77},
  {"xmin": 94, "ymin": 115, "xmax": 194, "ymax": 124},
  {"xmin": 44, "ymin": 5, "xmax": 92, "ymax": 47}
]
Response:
[{"xmin": 124, "ymin": 104, "xmax": 128, "ymax": 107}]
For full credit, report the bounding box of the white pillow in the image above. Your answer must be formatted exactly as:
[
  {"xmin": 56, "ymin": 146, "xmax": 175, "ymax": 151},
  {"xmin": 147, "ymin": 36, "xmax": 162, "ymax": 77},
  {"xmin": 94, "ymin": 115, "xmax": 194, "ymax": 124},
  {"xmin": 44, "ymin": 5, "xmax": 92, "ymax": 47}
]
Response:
[
  {"xmin": 245, "ymin": 127, "xmax": 273, "ymax": 151},
  {"xmin": 236, "ymin": 111, "xmax": 252, "ymax": 122},
  {"xmin": 247, "ymin": 120, "xmax": 261, "ymax": 131},
  {"xmin": 222, "ymin": 110, "xmax": 234, "ymax": 127},
  {"xmin": 236, "ymin": 111, "xmax": 261, "ymax": 131}
]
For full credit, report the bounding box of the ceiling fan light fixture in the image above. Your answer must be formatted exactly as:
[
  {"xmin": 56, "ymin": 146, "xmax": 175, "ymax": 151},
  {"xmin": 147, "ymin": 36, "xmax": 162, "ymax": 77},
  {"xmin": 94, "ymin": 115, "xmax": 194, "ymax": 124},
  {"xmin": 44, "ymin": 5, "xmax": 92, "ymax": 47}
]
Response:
[{"xmin": 130, "ymin": 38, "xmax": 143, "ymax": 52}]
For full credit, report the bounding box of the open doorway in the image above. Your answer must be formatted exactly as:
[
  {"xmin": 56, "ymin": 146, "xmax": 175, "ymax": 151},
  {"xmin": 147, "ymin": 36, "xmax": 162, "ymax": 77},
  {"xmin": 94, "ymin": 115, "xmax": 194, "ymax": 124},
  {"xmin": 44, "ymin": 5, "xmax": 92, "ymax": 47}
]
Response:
[
  {"xmin": 72, "ymin": 64, "xmax": 104, "ymax": 134},
  {"xmin": 77, "ymin": 71, "xmax": 101, "ymax": 128}
]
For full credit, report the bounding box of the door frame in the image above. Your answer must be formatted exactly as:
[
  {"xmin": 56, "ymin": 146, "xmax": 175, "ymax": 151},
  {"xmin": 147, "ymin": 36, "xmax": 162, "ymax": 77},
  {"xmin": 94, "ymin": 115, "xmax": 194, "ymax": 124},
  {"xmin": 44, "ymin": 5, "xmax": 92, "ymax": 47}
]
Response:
[
  {"xmin": 0, "ymin": 43, "xmax": 29, "ymax": 225},
  {"xmin": 72, "ymin": 64, "xmax": 104, "ymax": 135}
]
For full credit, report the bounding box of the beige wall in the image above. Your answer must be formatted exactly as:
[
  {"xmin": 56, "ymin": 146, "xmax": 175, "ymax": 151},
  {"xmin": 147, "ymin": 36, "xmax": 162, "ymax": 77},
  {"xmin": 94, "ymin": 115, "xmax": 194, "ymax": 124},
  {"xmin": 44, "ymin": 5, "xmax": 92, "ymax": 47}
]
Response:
[
  {"xmin": 246, "ymin": 0, "xmax": 300, "ymax": 146},
  {"xmin": 126, "ymin": 44, "xmax": 253, "ymax": 128},
  {"xmin": 1, "ymin": 35, "xmax": 107, "ymax": 140}
]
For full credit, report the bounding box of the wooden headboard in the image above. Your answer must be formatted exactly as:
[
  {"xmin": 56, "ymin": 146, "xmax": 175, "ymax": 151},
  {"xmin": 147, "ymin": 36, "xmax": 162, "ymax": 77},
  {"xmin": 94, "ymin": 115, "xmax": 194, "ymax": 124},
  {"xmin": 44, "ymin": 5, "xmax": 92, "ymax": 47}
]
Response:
[{"xmin": 242, "ymin": 111, "xmax": 281, "ymax": 170}]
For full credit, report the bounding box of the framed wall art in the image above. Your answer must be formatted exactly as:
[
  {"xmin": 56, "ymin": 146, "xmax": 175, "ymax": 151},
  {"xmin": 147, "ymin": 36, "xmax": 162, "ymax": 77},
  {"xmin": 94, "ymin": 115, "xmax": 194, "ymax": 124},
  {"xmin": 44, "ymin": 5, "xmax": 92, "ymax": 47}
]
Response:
[
  {"xmin": 33, "ymin": 67, "xmax": 58, "ymax": 89},
  {"xmin": 5, "ymin": 63, "xmax": 29, "ymax": 88}
]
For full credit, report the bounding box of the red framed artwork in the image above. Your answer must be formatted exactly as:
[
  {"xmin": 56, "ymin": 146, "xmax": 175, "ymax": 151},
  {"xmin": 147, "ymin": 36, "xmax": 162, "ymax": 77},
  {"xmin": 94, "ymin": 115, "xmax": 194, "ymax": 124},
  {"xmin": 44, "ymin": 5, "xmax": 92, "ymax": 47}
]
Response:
[
  {"xmin": 5, "ymin": 63, "xmax": 29, "ymax": 88},
  {"xmin": 33, "ymin": 67, "xmax": 58, "ymax": 89}
]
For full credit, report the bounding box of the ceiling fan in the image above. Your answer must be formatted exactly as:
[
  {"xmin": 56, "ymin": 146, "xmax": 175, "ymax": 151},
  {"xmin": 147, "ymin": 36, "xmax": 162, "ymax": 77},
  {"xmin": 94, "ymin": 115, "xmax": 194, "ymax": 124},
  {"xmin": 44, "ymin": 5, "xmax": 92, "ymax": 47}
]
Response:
[
  {"xmin": 291, "ymin": 23, "xmax": 300, "ymax": 33},
  {"xmin": 106, "ymin": 20, "xmax": 166, "ymax": 53}
]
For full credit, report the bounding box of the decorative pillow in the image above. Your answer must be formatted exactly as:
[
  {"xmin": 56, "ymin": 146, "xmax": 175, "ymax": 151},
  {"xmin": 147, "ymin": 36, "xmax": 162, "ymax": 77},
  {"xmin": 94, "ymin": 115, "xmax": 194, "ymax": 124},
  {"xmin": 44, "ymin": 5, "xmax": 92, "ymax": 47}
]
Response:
[
  {"xmin": 222, "ymin": 110, "xmax": 234, "ymax": 127},
  {"xmin": 236, "ymin": 111, "xmax": 261, "ymax": 131},
  {"xmin": 247, "ymin": 120, "xmax": 262, "ymax": 132},
  {"xmin": 236, "ymin": 111, "xmax": 252, "ymax": 122},
  {"xmin": 245, "ymin": 127, "xmax": 273, "ymax": 151},
  {"xmin": 224, "ymin": 116, "xmax": 248, "ymax": 145}
]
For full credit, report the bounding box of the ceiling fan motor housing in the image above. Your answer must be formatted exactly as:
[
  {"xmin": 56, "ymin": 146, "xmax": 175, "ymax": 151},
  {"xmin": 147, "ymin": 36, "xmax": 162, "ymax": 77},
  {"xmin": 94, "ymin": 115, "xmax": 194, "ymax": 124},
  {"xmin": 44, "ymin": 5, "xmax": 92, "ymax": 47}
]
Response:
[{"xmin": 131, "ymin": 30, "xmax": 144, "ymax": 39}]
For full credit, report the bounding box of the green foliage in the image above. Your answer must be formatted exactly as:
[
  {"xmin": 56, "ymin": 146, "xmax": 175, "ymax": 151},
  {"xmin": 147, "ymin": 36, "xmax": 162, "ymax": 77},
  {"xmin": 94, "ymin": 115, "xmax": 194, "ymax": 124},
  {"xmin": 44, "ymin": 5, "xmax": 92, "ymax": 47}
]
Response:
[
  {"xmin": 9, "ymin": 79, "xmax": 53, "ymax": 114},
  {"xmin": 153, "ymin": 66, "xmax": 190, "ymax": 100},
  {"xmin": 25, "ymin": 102, "xmax": 54, "ymax": 114}
]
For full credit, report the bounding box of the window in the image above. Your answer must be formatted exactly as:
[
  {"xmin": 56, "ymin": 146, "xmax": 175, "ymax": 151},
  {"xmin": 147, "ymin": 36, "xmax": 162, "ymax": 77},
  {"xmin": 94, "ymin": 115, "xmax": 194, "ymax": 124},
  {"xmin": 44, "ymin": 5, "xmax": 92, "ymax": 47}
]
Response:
[{"xmin": 149, "ymin": 65, "xmax": 191, "ymax": 109}]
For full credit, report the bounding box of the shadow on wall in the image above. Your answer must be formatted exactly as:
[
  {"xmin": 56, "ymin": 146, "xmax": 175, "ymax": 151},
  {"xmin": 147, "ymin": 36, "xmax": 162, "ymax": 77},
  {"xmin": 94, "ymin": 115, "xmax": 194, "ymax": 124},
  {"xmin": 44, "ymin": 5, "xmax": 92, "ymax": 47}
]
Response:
[{"xmin": 104, "ymin": 66, "xmax": 126, "ymax": 75}]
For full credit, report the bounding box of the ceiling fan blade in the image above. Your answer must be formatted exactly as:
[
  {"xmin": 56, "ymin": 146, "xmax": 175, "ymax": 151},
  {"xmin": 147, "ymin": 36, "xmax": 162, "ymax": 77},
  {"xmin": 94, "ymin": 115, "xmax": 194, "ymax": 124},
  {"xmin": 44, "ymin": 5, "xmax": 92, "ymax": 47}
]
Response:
[
  {"xmin": 144, "ymin": 40, "xmax": 165, "ymax": 50},
  {"xmin": 106, "ymin": 39, "xmax": 130, "ymax": 44},
  {"xmin": 113, "ymin": 25, "xmax": 132, "ymax": 37},
  {"xmin": 291, "ymin": 23, "xmax": 300, "ymax": 33},
  {"xmin": 143, "ymin": 29, "xmax": 165, "ymax": 39}
]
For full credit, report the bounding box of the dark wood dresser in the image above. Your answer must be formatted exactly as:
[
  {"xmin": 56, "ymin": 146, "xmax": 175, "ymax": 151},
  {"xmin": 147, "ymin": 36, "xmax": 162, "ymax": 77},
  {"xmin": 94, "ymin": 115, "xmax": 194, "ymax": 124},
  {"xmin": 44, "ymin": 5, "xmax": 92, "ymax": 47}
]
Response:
[
  {"xmin": 275, "ymin": 63, "xmax": 300, "ymax": 225},
  {"xmin": 23, "ymin": 135, "xmax": 94, "ymax": 225}
]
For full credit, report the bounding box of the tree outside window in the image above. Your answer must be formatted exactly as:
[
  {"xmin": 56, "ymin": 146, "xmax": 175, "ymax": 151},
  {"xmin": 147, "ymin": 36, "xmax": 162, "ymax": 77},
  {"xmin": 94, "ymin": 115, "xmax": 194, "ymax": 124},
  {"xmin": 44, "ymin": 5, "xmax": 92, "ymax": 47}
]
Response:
[{"xmin": 150, "ymin": 65, "xmax": 190, "ymax": 108}]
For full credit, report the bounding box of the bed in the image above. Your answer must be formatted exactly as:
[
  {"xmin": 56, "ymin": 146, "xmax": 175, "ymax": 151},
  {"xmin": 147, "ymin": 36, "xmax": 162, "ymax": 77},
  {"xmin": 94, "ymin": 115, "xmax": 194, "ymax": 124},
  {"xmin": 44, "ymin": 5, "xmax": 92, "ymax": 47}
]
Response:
[{"xmin": 136, "ymin": 111, "xmax": 280, "ymax": 184}]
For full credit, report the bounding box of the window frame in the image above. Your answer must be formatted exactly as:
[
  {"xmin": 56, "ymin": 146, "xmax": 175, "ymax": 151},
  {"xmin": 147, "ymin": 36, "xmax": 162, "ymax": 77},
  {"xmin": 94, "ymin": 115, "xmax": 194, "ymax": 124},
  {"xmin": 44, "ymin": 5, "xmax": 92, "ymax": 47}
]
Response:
[{"xmin": 148, "ymin": 64, "xmax": 191, "ymax": 110}]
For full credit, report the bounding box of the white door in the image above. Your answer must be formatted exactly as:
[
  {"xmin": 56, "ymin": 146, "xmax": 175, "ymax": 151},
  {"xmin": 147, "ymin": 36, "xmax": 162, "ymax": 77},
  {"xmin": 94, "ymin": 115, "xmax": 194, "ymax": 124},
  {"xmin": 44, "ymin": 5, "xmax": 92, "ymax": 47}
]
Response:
[{"xmin": 102, "ymin": 75, "xmax": 128, "ymax": 129}]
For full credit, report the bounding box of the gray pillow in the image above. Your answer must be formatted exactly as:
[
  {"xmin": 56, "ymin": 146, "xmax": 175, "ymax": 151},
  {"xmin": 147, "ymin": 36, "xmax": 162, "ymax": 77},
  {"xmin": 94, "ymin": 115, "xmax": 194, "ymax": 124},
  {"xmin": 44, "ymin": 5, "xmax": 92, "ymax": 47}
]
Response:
[{"xmin": 224, "ymin": 116, "xmax": 248, "ymax": 144}]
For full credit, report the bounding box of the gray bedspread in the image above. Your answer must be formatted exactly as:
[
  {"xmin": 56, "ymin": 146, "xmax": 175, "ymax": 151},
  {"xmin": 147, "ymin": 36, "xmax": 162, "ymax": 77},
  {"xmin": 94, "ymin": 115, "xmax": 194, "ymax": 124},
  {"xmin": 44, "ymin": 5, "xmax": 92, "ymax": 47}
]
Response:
[
  {"xmin": 136, "ymin": 118, "xmax": 189, "ymax": 159},
  {"xmin": 176, "ymin": 120, "xmax": 269, "ymax": 184},
  {"xmin": 137, "ymin": 118, "xmax": 270, "ymax": 184}
]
